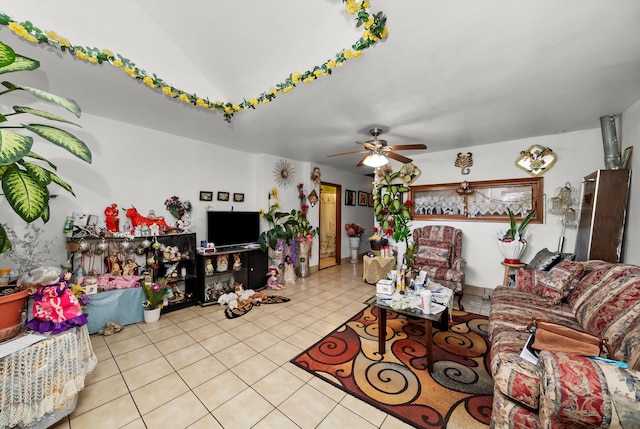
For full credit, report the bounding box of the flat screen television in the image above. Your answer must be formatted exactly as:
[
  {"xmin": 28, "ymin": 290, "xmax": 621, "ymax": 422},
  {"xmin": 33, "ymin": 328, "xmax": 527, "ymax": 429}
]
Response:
[{"xmin": 207, "ymin": 211, "xmax": 260, "ymax": 248}]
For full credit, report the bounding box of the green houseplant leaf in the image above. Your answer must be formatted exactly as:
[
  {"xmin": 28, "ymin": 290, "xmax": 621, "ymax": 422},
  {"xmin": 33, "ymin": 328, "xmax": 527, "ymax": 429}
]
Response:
[{"xmin": 0, "ymin": 40, "xmax": 92, "ymax": 253}]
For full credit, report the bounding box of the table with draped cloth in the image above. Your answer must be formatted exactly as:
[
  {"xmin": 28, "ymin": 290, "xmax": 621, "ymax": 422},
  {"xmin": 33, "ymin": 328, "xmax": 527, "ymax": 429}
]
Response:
[
  {"xmin": 362, "ymin": 255, "xmax": 396, "ymax": 284},
  {"xmin": 0, "ymin": 325, "xmax": 96, "ymax": 429}
]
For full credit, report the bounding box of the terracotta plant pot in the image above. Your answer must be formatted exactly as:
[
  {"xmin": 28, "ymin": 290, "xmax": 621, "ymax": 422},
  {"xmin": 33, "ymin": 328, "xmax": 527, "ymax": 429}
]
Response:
[{"xmin": 0, "ymin": 289, "xmax": 29, "ymax": 342}]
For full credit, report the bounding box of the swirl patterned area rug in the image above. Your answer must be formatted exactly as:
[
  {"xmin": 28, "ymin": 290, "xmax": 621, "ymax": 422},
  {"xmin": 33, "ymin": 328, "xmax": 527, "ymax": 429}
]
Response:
[{"xmin": 291, "ymin": 306, "xmax": 493, "ymax": 428}]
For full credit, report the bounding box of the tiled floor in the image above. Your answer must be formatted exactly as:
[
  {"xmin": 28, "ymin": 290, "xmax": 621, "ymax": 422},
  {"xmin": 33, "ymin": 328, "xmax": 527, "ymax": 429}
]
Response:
[{"xmin": 52, "ymin": 262, "xmax": 490, "ymax": 429}]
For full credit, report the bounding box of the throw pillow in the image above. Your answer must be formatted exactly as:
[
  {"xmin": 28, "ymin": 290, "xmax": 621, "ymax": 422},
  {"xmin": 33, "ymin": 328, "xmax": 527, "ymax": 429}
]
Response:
[
  {"xmin": 416, "ymin": 239, "xmax": 451, "ymax": 268},
  {"xmin": 535, "ymin": 260, "xmax": 584, "ymax": 305},
  {"xmin": 528, "ymin": 248, "xmax": 562, "ymax": 271}
]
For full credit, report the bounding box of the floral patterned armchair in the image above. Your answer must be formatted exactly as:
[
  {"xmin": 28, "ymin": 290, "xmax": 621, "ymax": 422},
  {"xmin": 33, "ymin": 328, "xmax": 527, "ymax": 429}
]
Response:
[{"xmin": 412, "ymin": 225, "xmax": 466, "ymax": 310}]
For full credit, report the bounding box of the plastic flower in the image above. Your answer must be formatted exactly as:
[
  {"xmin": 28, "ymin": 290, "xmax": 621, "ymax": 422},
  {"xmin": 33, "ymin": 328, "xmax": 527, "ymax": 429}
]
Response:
[{"xmin": 345, "ymin": 223, "xmax": 365, "ymax": 237}]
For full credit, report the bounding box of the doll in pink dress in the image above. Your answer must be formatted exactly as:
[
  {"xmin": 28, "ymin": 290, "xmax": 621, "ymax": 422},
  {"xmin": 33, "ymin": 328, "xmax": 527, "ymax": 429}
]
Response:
[
  {"xmin": 20, "ymin": 267, "xmax": 88, "ymax": 334},
  {"xmin": 266, "ymin": 266, "xmax": 284, "ymax": 290}
]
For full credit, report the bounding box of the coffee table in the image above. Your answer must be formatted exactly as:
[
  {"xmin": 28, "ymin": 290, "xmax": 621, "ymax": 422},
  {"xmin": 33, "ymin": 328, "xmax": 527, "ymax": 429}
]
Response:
[{"xmin": 364, "ymin": 295, "xmax": 448, "ymax": 373}]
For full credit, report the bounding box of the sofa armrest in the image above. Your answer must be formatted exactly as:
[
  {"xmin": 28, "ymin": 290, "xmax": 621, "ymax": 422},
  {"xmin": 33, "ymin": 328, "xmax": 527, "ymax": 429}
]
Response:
[
  {"xmin": 452, "ymin": 257, "xmax": 466, "ymax": 271},
  {"xmin": 538, "ymin": 351, "xmax": 640, "ymax": 428}
]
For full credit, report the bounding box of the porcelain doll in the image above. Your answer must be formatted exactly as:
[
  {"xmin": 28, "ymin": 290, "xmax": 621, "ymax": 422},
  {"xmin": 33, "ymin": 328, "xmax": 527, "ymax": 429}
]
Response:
[
  {"xmin": 283, "ymin": 255, "xmax": 296, "ymax": 285},
  {"xmin": 266, "ymin": 266, "xmax": 284, "ymax": 290}
]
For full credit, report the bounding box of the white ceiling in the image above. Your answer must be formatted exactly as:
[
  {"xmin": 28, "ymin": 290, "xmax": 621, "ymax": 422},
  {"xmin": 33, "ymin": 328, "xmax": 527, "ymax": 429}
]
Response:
[{"xmin": 2, "ymin": 0, "xmax": 640, "ymax": 175}]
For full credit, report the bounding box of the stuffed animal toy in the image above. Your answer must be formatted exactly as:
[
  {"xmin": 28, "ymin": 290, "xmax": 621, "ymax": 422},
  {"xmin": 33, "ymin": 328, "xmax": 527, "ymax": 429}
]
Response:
[
  {"xmin": 218, "ymin": 291, "xmax": 238, "ymax": 310},
  {"xmin": 234, "ymin": 283, "xmax": 267, "ymax": 305}
]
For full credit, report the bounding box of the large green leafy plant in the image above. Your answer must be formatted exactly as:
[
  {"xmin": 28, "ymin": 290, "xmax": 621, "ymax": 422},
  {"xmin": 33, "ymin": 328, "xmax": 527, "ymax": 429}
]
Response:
[{"xmin": 0, "ymin": 40, "xmax": 92, "ymax": 253}]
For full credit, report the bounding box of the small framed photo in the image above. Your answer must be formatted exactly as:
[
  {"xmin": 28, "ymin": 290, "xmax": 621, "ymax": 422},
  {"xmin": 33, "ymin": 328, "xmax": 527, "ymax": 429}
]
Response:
[
  {"xmin": 87, "ymin": 215, "xmax": 99, "ymax": 229},
  {"xmin": 345, "ymin": 190, "xmax": 356, "ymax": 206},
  {"xmin": 233, "ymin": 193, "xmax": 245, "ymax": 202},
  {"xmin": 358, "ymin": 191, "xmax": 368, "ymax": 206},
  {"xmin": 368, "ymin": 193, "xmax": 375, "ymax": 207},
  {"xmin": 73, "ymin": 212, "xmax": 88, "ymax": 227},
  {"xmin": 200, "ymin": 191, "xmax": 213, "ymax": 201},
  {"xmin": 217, "ymin": 191, "xmax": 230, "ymax": 201}
]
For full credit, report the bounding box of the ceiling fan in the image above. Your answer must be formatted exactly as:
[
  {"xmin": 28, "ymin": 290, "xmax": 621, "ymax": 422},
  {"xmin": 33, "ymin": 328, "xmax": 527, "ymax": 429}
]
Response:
[{"xmin": 327, "ymin": 128, "xmax": 427, "ymax": 167}]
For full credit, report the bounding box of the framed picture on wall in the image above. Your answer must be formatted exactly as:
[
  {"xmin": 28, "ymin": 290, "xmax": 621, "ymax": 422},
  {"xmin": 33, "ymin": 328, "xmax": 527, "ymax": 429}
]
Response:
[
  {"xmin": 200, "ymin": 191, "xmax": 213, "ymax": 201},
  {"xmin": 368, "ymin": 193, "xmax": 375, "ymax": 207},
  {"xmin": 217, "ymin": 191, "xmax": 230, "ymax": 201},
  {"xmin": 233, "ymin": 193, "xmax": 245, "ymax": 202},
  {"xmin": 345, "ymin": 189, "xmax": 356, "ymax": 206},
  {"xmin": 358, "ymin": 191, "xmax": 368, "ymax": 206}
]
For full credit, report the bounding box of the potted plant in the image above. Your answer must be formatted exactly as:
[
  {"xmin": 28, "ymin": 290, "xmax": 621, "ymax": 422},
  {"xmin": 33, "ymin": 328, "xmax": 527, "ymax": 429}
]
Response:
[
  {"xmin": 0, "ymin": 40, "xmax": 92, "ymax": 254},
  {"xmin": 368, "ymin": 226, "xmax": 388, "ymax": 251},
  {"xmin": 258, "ymin": 188, "xmax": 296, "ymax": 270},
  {"xmin": 141, "ymin": 278, "xmax": 168, "ymax": 323},
  {"xmin": 391, "ymin": 214, "xmax": 416, "ymax": 273},
  {"xmin": 291, "ymin": 207, "xmax": 318, "ymax": 277},
  {"xmin": 496, "ymin": 208, "xmax": 537, "ymax": 263},
  {"xmin": 345, "ymin": 223, "xmax": 365, "ymax": 263}
]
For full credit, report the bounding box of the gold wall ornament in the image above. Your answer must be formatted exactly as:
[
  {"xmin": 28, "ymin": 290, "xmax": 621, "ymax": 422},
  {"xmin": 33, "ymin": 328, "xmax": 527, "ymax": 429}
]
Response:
[
  {"xmin": 398, "ymin": 163, "xmax": 421, "ymax": 184},
  {"xmin": 273, "ymin": 159, "xmax": 295, "ymax": 188},
  {"xmin": 454, "ymin": 152, "xmax": 473, "ymax": 175},
  {"xmin": 515, "ymin": 145, "xmax": 557, "ymax": 176}
]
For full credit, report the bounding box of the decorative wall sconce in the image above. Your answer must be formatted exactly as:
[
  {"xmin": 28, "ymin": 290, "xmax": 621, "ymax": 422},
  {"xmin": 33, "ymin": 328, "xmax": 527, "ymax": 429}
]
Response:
[
  {"xmin": 515, "ymin": 145, "xmax": 557, "ymax": 176},
  {"xmin": 454, "ymin": 152, "xmax": 473, "ymax": 175}
]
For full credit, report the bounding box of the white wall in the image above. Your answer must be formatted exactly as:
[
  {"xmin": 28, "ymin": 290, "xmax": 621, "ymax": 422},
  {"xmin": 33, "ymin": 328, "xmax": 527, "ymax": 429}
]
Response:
[
  {"xmin": 405, "ymin": 128, "xmax": 611, "ymax": 289},
  {"xmin": 622, "ymin": 98, "xmax": 640, "ymax": 264},
  {"xmin": 0, "ymin": 114, "xmax": 373, "ymax": 275}
]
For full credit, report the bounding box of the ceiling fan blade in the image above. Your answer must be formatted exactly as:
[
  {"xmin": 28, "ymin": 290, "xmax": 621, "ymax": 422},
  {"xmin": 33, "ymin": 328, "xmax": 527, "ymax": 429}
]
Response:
[
  {"xmin": 356, "ymin": 155, "xmax": 369, "ymax": 167},
  {"xmin": 386, "ymin": 144, "xmax": 427, "ymax": 151},
  {"xmin": 386, "ymin": 151, "xmax": 413, "ymax": 163},
  {"xmin": 327, "ymin": 150, "xmax": 369, "ymax": 158},
  {"xmin": 360, "ymin": 142, "xmax": 377, "ymax": 150}
]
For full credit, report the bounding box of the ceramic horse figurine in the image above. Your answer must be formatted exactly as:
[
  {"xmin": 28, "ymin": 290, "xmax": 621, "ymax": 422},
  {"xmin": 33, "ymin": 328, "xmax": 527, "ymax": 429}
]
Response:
[{"xmin": 125, "ymin": 207, "xmax": 172, "ymax": 232}]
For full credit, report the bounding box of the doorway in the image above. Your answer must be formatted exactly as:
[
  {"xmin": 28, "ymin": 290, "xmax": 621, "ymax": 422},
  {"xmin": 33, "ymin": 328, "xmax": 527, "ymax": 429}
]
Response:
[{"xmin": 319, "ymin": 182, "xmax": 341, "ymax": 269}]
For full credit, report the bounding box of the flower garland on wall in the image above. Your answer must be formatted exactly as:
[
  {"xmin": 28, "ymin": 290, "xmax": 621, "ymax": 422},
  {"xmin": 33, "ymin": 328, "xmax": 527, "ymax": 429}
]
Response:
[{"xmin": 0, "ymin": 0, "xmax": 387, "ymax": 122}]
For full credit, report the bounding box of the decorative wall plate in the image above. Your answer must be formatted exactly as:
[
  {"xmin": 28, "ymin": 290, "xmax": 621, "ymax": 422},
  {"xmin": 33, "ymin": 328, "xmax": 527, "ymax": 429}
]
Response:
[
  {"xmin": 454, "ymin": 152, "xmax": 473, "ymax": 175},
  {"xmin": 515, "ymin": 145, "xmax": 557, "ymax": 176},
  {"xmin": 398, "ymin": 163, "xmax": 421, "ymax": 184},
  {"xmin": 273, "ymin": 159, "xmax": 295, "ymax": 187}
]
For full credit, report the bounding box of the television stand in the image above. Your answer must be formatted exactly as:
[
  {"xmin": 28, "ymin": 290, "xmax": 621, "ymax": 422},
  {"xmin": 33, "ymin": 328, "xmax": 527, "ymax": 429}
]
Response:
[{"xmin": 196, "ymin": 246, "xmax": 268, "ymax": 306}]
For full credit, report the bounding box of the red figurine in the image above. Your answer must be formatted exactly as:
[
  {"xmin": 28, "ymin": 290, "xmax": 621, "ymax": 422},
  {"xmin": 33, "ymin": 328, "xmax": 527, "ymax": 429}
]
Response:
[
  {"xmin": 104, "ymin": 203, "xmax": 120, "ymax": 232},
  {"xmin": 125, "ymin": 207, "xmax": 171, "ymax": 232}
]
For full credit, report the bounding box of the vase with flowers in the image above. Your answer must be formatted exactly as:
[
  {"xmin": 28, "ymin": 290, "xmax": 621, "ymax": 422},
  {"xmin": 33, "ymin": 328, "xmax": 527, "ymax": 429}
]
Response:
[
  {"xmin": 291, "ymin": 207, "xmax": 318, "ymax": 277},
  {"xmin": 496, "ymin": 208, "xmax": 537, "ymax": 263},
  {"xmin": 368, "ymin": 226, "xmax": 388, "ymax": 251},
  {"xmin": 142, "ymin": 277, "xmax": 168, "ymax": 323},
  {"xmin": 345, "ymin": 223, "xmax": 365, "ymax": 264}
]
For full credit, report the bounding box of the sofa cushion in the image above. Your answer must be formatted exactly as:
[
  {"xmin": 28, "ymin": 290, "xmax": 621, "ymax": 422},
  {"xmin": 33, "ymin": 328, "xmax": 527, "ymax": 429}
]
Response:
[
  {"xmin": 534, "ymin": 260, "xmax": 584, "ymax": 305},
  {"xmin": 538, "ymin": 351, "xmax": 612, "ymax": 429},
  {"xmin": 416, "ymin": 239, "xmax": 451, "ymax": 268},
  {"xmin": 489, "ymin": 286, "xmax": 577, "ymax": 340},
  {"xmin": 527, "ymin": 248, "xmax": 562, "ymax": 271},
  {"xmin": 490, "ymin": 330, "xmax": 541, "ymax": 410},
  {"xmin": 569, "ymin": 263, "xmax": 640, "ymax": 370},
  {"xmin": 514, "ymin": 268, "xmax": 545, "ymax": 294}
]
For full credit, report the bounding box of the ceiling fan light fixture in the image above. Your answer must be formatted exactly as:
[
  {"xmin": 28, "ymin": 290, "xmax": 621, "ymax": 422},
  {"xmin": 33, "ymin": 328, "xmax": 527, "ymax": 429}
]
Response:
[{"xmin": 363, "ymin": 153, "xmax": 388, "ymax": 167}]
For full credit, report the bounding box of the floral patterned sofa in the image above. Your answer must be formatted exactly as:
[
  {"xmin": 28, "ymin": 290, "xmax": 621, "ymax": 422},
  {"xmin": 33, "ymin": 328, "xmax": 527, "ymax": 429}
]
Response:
[{"xmin": 488, "ymin": 260, "xmax": 640, "ymax": 428}]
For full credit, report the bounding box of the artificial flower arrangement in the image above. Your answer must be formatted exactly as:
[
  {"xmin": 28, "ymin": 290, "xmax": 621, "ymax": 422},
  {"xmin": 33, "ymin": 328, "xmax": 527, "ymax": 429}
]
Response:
[
  {"xmin": 345, "ymin": 223, "xmax": 365, "ymax": 237},
  {"xmin": 0, "ymin": 2, "xmax": 388, "ymax": 122},
  {"xmin": 142, "ymin": 277, "xmax": 169, "ymax": 310},
  {"xmin": 497, "ymin": 208, "xmax": 537, "ymax": 242},
  {"xmin": 164, "ymin": 196, "xmax": 192, "ymax": 220},
  {"xmin": 258, "ymin": 187, "xmax": 296, "ymax": 252}
]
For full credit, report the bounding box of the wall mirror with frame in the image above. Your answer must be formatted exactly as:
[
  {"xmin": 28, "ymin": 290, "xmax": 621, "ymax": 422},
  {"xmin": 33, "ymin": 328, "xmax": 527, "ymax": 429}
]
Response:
[{"xmin": 410, "ymin": 177, "xmax": 544, "ymax": 223}]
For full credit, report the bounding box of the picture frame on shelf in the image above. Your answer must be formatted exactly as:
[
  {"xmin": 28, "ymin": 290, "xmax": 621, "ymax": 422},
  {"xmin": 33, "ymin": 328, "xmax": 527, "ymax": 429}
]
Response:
[
  {"xmin": 233, "ymin": 193, "xmax": 245, "ymax": 202},
  {"xmin": 358, "ymin": 191, "xmax": 368, "ymax": 206},
  {"xmin": 345, "ymin": 189, "xmax": 356, "ymax": 206},
  {"xmin": 200, "ymin": 191, "xmax": 213, "ymax": 201},
  {"xmin": 217, "ymin": 192, "xmax": 230, "ymax": 202}
]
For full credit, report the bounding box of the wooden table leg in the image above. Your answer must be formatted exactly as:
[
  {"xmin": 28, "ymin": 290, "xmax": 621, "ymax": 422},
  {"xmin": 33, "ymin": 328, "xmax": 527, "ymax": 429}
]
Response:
[
  {"xmin": 378, "ymin": 307, "xmax": 387, "ymax": 355},
  {"xmin": 503, "ymin": 265, "xmax": 510, "ymax": 287},
  {"xmin": 425, "ymin": 319, "xmax": 433, "ymax": 373}
]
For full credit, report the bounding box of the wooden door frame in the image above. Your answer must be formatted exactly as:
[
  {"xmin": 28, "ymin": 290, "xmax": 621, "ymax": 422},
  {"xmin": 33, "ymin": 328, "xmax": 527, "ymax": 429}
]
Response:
[{"xmin": 320, "ymin": 181, "xmax": 341, "ymax": 265}]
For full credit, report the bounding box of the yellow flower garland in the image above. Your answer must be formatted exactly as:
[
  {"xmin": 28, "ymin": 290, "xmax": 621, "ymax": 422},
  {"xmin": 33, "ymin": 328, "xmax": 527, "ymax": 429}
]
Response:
[{"xmin": 0, "ymin": 0, "xmax": 387, "ymax": 122}]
